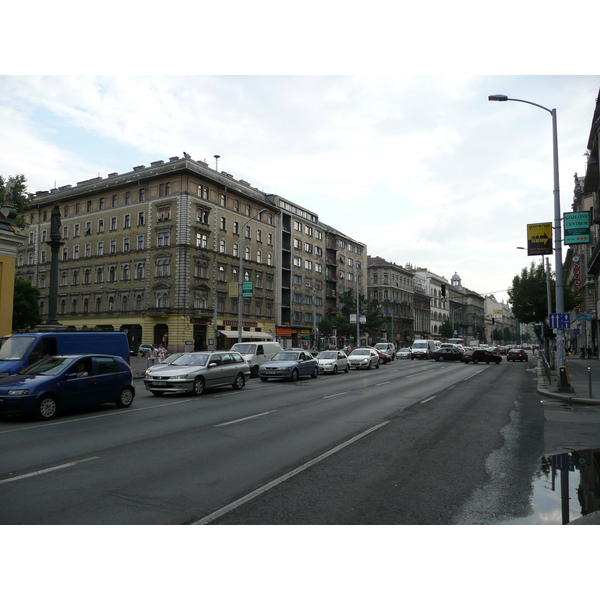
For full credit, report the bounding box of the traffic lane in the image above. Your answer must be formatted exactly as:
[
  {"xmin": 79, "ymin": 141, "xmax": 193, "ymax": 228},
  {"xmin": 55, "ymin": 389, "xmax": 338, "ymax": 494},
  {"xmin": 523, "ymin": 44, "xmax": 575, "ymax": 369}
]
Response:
[
  {"xmin": 0, "ymin": 363, "xmax": 496, "ymax": 524},
  {"xmin": 201, "ymin": 362, "xmax": 542, "ymax": 524},
  {"xmin": 0, "ymin": 360, "xmax": 487, "ymax": 480}
]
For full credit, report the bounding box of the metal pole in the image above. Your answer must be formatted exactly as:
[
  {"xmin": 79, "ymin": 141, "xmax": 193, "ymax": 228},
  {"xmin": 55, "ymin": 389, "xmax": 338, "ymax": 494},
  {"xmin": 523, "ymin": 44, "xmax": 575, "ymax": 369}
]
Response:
[{"xmin": 356, "ymin": 283, "xmax": 360, "ymax": 345}]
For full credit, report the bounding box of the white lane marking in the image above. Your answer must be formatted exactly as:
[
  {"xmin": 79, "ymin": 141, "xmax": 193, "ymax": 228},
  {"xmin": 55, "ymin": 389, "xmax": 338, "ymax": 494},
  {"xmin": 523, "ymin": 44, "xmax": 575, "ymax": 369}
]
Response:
[
  {"xmin": 215, "ymin": 411, "xmax": 275, "ymax": 428},
  {"xmin": 192, "ymin": 420, "xmax": 391, "ymax": 525},
  {"xmin": 322, "ymin": 392, "xmax": 347, "ymax": 398},
  {"xmin": 0, "ymin": 398, "xmax": 194, "ymax": 434},
  {"xmin": 420, "ymin": 396, "xmax": 436, "ymax": 404},
  {"xmin": 0, "ymin": 456, "xmax": 99, "ymax": 485},
  {"xmin": 375, "ymin": 381, "xmax": 391, "ymax": 386},
  {"xmin": 463, "ymin": 368, "xmax": 488, "ymax": 381}
]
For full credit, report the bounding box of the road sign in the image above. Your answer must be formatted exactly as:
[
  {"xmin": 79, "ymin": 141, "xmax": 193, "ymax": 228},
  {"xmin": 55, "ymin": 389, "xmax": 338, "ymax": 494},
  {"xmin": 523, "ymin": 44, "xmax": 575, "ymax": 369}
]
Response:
[
  {"xmin": 548, "ymin": 313, "xmax": 571, "ymax": 329},
  {"xmin": 564, "ymin": 211, "xmax": 590, "ymax": 245},
  {"xmin": 527, "ymin": 222, "xmax": 552, "ymax": 255},
  {"xmin": 242, "ymin": 281, "xmax": 253, "ymax": 297}
]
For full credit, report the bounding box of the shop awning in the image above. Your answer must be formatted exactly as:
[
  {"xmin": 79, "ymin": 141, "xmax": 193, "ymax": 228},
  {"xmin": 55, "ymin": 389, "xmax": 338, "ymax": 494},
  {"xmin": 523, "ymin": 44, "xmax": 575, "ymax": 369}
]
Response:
[{"xmin": 218, "ymin": 331, "xmax": 273, "ymax": 340}]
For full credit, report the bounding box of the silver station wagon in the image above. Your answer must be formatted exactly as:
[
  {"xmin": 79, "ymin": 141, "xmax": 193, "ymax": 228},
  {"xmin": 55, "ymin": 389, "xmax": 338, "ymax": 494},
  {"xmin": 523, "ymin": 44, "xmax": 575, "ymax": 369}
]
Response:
[{"xmin": 144, "ymin": 351, "xmax": 250, "ymax": 396}]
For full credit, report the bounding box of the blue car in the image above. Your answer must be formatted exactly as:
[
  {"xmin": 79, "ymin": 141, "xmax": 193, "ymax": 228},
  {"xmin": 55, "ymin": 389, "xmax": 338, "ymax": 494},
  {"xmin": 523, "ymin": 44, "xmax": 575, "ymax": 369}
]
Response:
[
  {"xmin": 258, "ymin": 351, "xmax": 319, "ymax": 382},
  {"xmin": 0, "ymin": 354, "xmax": 135, "ymax": 420}
]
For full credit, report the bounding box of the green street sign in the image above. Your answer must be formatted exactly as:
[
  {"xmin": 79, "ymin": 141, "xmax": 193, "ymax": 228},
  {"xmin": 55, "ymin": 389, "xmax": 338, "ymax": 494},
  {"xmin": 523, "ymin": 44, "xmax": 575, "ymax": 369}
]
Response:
[
  {"xmin": 242, "ymin": 281, "xmax": 253, "ymax": 297},
  {"xmin": 564, "ymin": 211, "xmax": 590, "ymax": 244}
]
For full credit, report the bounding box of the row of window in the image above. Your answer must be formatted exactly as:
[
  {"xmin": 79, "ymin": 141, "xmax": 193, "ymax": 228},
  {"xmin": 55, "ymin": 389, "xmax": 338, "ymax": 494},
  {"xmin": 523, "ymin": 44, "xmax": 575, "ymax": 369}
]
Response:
[{"xmin": 292, "ymin": 294, "xmax": 324, "ymax": 306}]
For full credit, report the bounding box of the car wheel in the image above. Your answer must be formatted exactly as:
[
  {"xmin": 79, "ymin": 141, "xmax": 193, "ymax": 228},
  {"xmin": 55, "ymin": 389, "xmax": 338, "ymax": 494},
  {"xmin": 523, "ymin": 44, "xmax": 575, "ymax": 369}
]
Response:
[
  {"xmin": 232, "ymin": 373, "xmax": 245, "ymax": 390},
  {"xmin": 193, "ymin": 377, "xmax": 205, "ymax": 395},
  {"xmin": 151, "ymin": 391, "xmax": 164, "ymax": 396},
  {"xmin": 290, "ymin": 369, "xmax": 299, "ymax": 382},
  {"xmin": 473, "ymin": 359, "xmax": 479, "ymax": 364},
  {"xmin": 345, "ymin": 364, "xmax": 349, "ymax": 373},
  {"xmin": 375, "ymin": 361, "xmax": 380, "ymax": 369},
  {"xmin": 311, "ymin": 367, "xmax": 318, "ymax": 379},
  {"xmin": 333, "ymin": 365, "xmax": 338, "ymax": 375},
  {"xmin": 250, "ymin": 365, "xmax": 259, "ymax": 378},
  {"xmin": 116, "ymin": 387, "xmax": 134, "ymax": 408},
  {"xmin": 379, "ymin": 357, "xmax": 384, "ymax": 364},
  {"xmin": 36, "ymin": 394, "xmax": 58, "ymax": 420},
  {"xmin": 367, "ymin": 361, "xmax": 372, "ymax": 370}
]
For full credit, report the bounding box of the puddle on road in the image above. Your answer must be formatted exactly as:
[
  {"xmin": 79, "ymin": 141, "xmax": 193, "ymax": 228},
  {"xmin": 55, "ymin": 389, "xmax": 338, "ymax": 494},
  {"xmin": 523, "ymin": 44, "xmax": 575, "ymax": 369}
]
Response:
[
  {"xmin": 497, "ymin": 450, "xmax": 598, "ymax": 524},
  {"xmin": 498, "ymin": 400, "xmax": 600, "ymax": 524}
]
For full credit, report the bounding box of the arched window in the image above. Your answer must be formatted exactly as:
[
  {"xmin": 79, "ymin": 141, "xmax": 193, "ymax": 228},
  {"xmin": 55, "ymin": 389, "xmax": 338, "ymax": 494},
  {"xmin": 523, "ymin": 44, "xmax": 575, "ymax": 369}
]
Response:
[
  {"xmin": 95, "ymin": 298, "xmax": 102, "ymax": 312},
  {"xmin": 83, "ymin": 298, "xmax": 89, "ymax": 313}
]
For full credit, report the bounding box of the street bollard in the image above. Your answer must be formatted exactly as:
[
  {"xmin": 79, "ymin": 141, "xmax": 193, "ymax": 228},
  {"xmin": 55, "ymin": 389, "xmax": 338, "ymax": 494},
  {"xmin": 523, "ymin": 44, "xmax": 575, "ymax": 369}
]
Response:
[{"xmin": 589, "ymin": 367, "xmax": 593, "ymax": 398}]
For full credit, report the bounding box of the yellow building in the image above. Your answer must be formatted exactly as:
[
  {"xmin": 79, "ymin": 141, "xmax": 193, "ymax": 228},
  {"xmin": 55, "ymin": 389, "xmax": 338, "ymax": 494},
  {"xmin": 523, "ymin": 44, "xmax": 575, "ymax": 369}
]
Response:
[{"xmin": 0, "ymin": 201, "xmax": 26, "ymax": 336}]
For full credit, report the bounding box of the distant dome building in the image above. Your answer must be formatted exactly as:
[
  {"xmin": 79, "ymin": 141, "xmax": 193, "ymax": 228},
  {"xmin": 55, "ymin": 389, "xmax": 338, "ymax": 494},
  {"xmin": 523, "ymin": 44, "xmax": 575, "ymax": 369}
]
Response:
[{"xmin": 451, "ymin": 272, "xmax": 463, "ymax": 291}]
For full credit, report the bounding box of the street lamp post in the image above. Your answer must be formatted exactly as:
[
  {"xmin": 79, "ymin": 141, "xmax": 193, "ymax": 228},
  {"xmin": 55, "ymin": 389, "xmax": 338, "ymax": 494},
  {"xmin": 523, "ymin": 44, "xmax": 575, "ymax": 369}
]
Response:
[
  {"xmin": 489, "ymin": 94, "xmax": 569, "ymax": 388},
  {"xmin": 238, "ymin": 209, "xmax": 267, "ymax": 344}
]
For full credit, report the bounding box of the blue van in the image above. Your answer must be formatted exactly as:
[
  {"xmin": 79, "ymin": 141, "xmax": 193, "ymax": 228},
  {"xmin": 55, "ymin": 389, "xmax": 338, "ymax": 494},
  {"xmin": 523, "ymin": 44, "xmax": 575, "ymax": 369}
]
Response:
[{"xmin": 0, "ymin": 332, "xmax": 131, "ymax": 378}]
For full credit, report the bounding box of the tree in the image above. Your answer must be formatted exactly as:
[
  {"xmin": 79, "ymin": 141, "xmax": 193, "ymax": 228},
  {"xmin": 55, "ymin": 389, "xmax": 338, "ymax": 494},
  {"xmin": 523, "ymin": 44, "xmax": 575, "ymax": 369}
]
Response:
[
  {"xmin": 13, "ymin": 277, "xmax": 42, "ymax": 331},
  {"xmin": 440, "ymin": 318, "xmax": 453, "ymax": 338},
  {"xmin": 508, "ymin": 260, "xmax": 580, "ymax": 324},
  {"xmin": 0, "ymin": 174, "xmax": 34, "ymax": 229}
]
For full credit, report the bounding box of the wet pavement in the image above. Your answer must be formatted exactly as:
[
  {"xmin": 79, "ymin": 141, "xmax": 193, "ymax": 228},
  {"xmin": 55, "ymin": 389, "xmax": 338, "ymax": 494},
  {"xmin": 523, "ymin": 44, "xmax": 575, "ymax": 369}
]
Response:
[{"xmin": 535, "ymin": 356, "xmax": 600, "ymax": 524}]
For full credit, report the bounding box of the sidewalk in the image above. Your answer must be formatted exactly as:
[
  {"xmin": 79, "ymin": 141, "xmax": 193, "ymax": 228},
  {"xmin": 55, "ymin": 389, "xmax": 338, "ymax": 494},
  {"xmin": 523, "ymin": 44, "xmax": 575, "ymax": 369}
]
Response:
[
  {"xmin": 130, "ymin": 355, "xmax": 151, "ymax": 379},
  {"xmin": 537, "ymin": 355, "xmax": 600, "ymax": 405}
]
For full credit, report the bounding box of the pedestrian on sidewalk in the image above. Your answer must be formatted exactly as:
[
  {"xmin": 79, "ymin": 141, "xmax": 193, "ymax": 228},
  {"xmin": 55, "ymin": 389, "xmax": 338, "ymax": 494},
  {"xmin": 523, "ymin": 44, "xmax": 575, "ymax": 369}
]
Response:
[
  {"xmin": 587, "ymin": 346, "xmax": 592, "ymax": 359},
  {"xmin": 157, "ymin": 343, "xmax": 167, "ymax": 363}
]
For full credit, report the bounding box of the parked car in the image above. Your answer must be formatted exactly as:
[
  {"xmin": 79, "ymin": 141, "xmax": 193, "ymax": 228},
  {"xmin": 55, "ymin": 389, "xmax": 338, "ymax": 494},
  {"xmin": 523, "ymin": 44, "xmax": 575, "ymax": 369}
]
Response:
[
  {"xmin": 506, "ymin": 349, "xmax": 528, "ymax": 362},
  {"xmin": 0, "ymin": 354, "xmax": 135, "ymax": 420},
  {"xmin": 396, "ymin": 347, "xmax": 411, "ymax": 360},
  {"xmin": 316, "ymin": 350, "xmax": 349, "ymax": 375},
  {"xmin": 145, "ymin": 352, "xmax": 185, "ymax": 375},
  {"xmin": 144, "ymin": 351, "xmax": 250, "ymax": 396},
  {"xmin": 347, "ymin": 347, "xmax": 380, "ymax": 370},
  {"xmin": 374, "ymin": 342, "xmax": 396, "ymax": 361},
  {"xmin": 138, "ymin": 343, "xmax": 153, "ymax": 357},
  {"xmin": 432, "ymin": 348, "xmax": 464, "ymax": 361},
  {"xmin": 461, "ymin": 349, "xmax": 502, "ymax": 364},
  {"xmin": 258, "ymin": 350, "xmax": 319, "ymax": 382}
]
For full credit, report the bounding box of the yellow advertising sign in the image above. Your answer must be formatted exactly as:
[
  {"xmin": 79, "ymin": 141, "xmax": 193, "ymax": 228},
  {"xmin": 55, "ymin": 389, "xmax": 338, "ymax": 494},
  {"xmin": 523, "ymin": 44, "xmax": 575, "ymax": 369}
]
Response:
[{"xmin": 527, "ymin": 222, "xmax": 552, "ymax": 256}]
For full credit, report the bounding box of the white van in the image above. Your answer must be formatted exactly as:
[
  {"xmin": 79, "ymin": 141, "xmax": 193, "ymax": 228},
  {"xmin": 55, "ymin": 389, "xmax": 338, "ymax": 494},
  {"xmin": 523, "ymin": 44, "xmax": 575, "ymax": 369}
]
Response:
[
  {"xmin": 410, "ymin": 339, "xmax": 437, "ymax": 360},
  {"xmin": 230, "ymin": 341, "xmax": 283, "ymax": 378}
]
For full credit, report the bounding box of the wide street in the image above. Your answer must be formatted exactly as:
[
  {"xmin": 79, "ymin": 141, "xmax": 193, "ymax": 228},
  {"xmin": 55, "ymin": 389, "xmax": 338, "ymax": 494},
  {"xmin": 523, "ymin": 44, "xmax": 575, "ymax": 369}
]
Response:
[{"xmin": 0, "ymin": 357, "xmax": 543, "ymax": 525}]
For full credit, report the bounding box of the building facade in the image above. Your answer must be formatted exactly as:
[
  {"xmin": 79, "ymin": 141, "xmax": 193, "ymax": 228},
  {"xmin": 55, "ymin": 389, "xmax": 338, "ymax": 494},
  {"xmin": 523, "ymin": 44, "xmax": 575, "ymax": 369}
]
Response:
[
  {"xmin": 367, "ymin": 256, "xmax": 417, "ymax": 345},
  {"xmin": 14, "ymin": 156, "xmax": 367, "ymax": 352}
]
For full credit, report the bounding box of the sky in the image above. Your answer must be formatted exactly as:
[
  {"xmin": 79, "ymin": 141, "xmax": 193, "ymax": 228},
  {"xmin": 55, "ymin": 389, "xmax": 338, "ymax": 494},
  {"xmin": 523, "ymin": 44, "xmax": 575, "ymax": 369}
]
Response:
[{"xmin": 2, "ymin": 74, "xmax": 598, "ymax": 304}]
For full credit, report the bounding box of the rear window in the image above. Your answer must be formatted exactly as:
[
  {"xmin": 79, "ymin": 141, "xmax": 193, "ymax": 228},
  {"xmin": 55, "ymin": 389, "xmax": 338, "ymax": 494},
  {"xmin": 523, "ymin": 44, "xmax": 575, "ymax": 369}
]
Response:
[{"xmin": 96, "ymin": 356, "xmax": 119, "ymax": 374}]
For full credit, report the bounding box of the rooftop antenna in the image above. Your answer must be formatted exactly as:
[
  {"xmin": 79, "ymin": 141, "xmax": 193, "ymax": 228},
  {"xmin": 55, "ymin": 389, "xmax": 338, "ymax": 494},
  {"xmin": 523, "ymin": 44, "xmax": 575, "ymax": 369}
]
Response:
[{"xmin": 214, "ymin": 155, "xmax": 220, "ymax": 171}]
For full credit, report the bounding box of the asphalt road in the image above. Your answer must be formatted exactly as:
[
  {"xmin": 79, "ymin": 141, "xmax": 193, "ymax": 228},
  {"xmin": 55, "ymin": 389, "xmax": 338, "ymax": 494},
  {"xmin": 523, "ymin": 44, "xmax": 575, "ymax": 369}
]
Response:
[{"xmin": 0, "ymin": 357, "xmax": 543, "ymax": 524}]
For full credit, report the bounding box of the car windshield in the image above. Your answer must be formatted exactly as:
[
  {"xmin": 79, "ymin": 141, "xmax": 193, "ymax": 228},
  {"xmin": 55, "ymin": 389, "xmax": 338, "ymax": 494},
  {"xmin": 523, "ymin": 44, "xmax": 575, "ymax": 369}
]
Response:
[
  {"xmin": 351, "ymin": 349, "xmax": 370, "ymax": 356},
  {"xmin": 272, "ymin": 352, "xmax": 300, "ymax": 361},
  {"xmin": 18, "ymin": 356, "xmax": 73, "ymax": 376},
  {"xmin": 374, "ymin": 344, "xmax": 388, "ymax": 350},
  {"xmin": 0, "ymin": 336, "xmax": 37, "ymax": 361},
  {"xmin": 231, "ymin": 344, "xmax": 256, "ymax": 354},
  {"xmin": 318, "ymin": 352, "xmax": 337, "ymax": 359},
  {"xmin": 163, "ymin": 353, "xmax": 183, "ymax": 364},
  {"xmin": 170, "ymin": 354, "xmax": 209, "ymax": 367}
]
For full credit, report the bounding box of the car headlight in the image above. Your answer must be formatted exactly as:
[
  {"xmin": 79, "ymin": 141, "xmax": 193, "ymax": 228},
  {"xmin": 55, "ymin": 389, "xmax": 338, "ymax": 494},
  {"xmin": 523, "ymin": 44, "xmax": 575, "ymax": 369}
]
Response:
[{"xmin": 8, "ymin": 389, "xmax": 29, "ymax": 395}]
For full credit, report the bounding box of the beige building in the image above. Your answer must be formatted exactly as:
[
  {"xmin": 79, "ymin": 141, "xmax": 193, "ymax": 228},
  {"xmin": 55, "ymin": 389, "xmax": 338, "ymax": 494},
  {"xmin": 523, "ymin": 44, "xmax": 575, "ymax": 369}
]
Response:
[{"xmin": 16, "ymin": 156, "xmax": 278, "ymax": 352}]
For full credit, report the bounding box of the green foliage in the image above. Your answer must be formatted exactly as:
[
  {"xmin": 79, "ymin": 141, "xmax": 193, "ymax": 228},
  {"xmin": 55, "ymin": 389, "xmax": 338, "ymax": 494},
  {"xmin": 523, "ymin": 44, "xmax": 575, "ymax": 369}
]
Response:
[
  {"xmin": 0, "ymin": 174, "xmax": 34, "ymax": 230},
  {"xmin": 508, "ymin": 261, "xmax": 581, "ymax": 324},
  {"xmin": 13, "ymin": 277, "xmax": 42, "ymax": 331},
  {"xmin": 440, "ymin": 318, "xmax": 453, "ymax": 338}
]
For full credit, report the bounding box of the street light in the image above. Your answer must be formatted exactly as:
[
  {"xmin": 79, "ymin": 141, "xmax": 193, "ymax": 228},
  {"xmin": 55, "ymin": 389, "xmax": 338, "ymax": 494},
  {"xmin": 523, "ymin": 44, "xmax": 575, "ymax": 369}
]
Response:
[
  {"xmin": 489, "ymin": 94, "xmax": 569, "ymax": 387},
  {"xmin": 238, "ymin": 208, "xmax": 268, "ymax": 344}
]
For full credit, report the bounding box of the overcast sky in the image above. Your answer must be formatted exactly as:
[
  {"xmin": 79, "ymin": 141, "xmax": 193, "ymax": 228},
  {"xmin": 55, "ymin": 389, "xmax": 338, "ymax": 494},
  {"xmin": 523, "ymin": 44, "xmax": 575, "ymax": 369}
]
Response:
[{"xmin": 2, "ymin": 5, "xmax": 600, "ymax": 309}]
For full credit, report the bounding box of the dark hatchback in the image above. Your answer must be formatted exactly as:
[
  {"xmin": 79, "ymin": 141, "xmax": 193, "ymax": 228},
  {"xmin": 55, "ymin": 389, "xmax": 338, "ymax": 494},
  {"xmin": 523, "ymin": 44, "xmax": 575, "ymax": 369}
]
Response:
[
  {"xmin": 461, "ymin": 349, "xmax": 502, "ymax": 365},
  {"xmin": 506, "ymin": 349, "xmax": 528, "ymax": 362},
  {"xmin": 432, "ymin": 348, "xmax": 464, "ymax": 362},
  {"xmin": 0, "ymin": 354, "xmax": 135, "ymax": 420}
]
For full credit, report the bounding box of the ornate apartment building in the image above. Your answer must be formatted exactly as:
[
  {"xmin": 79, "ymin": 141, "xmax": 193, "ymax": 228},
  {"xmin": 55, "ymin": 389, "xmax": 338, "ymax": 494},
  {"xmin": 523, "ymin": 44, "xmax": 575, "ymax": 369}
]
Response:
[{"xmin": 15, "ymin": 156, "xmax": 367, "ymax": 352}]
